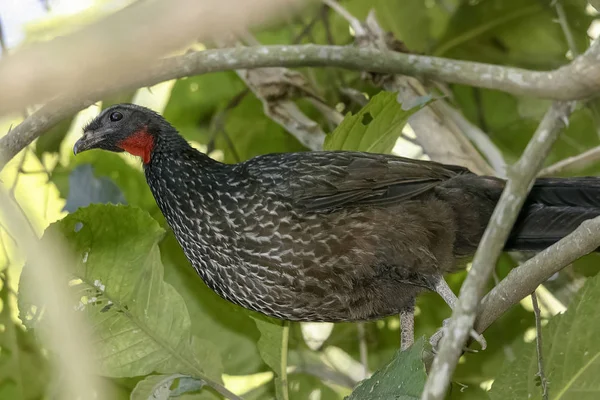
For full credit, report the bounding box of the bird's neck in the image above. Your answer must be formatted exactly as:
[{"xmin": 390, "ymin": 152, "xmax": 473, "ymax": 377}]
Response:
[{"xmin": 144, "ymin": 143, "xmax": 239, "ymax": 289}]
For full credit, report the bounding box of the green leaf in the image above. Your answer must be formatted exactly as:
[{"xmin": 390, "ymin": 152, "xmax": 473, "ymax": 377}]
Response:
[
  {"xmin": 18, "ymin": 205, "xmax": 223, "ymax": 384},
  {"xmin": 490, "ymin": 273, "xmax": 600, "ymax": 399},
  {"xmin": 433, "ymin": 0, "xmax": 591, "ymax": 69},
  {"xmin": 324, "ymin": 91, "xmax": 426, "ymax": 154},
  {"xmin": 371, "ymin": 0, "xmax": 431, "ymax": 53},
  {"xmin": 252, "ymin": 315, "xmax": 289, "ymax": 400},
  {"xmin": 347, "ymin": 337, "xmax": 428, "ymax": 400},
  {"xmin": 130, "ymin": 374, "xmax": 212, "ymax": 400},
  {"xmin": 0, "ymin": 270, "xmax": 49, "ymax": 400},
  {"xmin": 219, "ymin": 94, "xmax": 307, "ymax": 163}
]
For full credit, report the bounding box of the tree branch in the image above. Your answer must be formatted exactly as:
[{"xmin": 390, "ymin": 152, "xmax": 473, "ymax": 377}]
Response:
[
  {"xmin": 421, "ymin": 101, "xmax": 574, "ymax": 400},
  {"xmin": 539, "ymin": 144, "xmax": 600, "ymax": 176},
  {"xmin": 0, "ymin": 0, "xmax": 306, "ymax": 115},
  {"xmin": 474, "ymin": 215, "xmax": 600, "ymax": 334},
  {"xmin": 3, "ymin": 39, "xmax": 600, "ymax": 169}
]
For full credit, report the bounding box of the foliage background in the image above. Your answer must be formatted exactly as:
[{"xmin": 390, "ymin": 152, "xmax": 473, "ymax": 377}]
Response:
[{"xmin": 1, "ymin": 0, "xmax": 600, "ymax": 399}]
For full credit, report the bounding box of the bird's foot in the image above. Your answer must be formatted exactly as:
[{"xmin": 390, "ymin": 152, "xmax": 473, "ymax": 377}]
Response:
[{"xmin": 429, "ymin": 318, "xmax": 487, "ymax": 352}]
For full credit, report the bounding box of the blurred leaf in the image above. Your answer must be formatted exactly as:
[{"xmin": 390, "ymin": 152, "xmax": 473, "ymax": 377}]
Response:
[
  {"xmin": 434, "ymin": 0, "xmax": 591, "ymax": 69},
  {"xmin": 18, "ymin": 205, "xmax": 223, "ymax": 383},
  {"xmin": 131, "ymin": 374, "xmax": 216, "ymax": 400},
  {"xmin": 34, "ymin": 117, "xmax": 73, "ymax": 159},
  {"xmin": 448, "ymin": 384, "xmax": 490, "ymax": 400},
  {"xmin": 252, "ymin": 316, "xmax": 288, "ymax": 400},
  {"xmin": 347, "ymin": 337, "xmax": 428, "ymax": 399},
  {"xmin": 53, "ymin": 151, "xmax": 157, "ymax": 214},
  {"xmin": 63, "ymin": 164, "xmax": 126, "ymax": 212},
  {"xmin": 101, "ymin": 91, "xmax": 137, "ymax": 110},
  {"xmin": 490, "ymin": 273, "xmax": 600, "ymax": 399},
  {"xmin": 219, "ymin": 94, "xmax": 307, "ymax": 163},
  {"xmin": 160, "ymin": 232, "xmax": 266, "ymax": 375},
  {"xmin": 371, "ymin": 0, "xmax": 431, "ymax": 52},
  {"xmin": 163, "ymin": 72, "xmax": 246, "ymax": 144},
  {"xmin": 0, "ymin": 271, "xmax": 49, "ymax": 400},
  {"xmin": 324, "ymin": 91, "xmax": 427, "ymax": 153},
  {"xmin": 243, "ymin": 372, "xmax": 344, "ymax": 400}
]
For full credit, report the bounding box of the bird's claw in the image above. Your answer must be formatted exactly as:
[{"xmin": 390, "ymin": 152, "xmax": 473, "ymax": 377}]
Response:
[{"xmin": 429, "ymin": 318, "xmax": 487, "ymax": 352}]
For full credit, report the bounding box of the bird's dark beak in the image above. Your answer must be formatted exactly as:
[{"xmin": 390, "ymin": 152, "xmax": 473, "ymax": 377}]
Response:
[{"xmin": 73, "ymin": 128, "xmax": 113, "ymax": 155}]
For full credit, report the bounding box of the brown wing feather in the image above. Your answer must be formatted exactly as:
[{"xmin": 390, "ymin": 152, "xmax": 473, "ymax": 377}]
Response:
[{"xmin": 242, "ymin": 151, "xmax": 473, "ymax": 210}]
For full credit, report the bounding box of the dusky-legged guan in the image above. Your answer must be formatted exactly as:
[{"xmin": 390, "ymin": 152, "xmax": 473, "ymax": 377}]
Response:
[{"xmin": 74, "ymin": 104, "xmax": 600, "ymax": 349}]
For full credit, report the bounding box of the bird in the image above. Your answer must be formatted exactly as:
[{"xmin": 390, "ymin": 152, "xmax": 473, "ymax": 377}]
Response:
[{"xmin": 74, "ymin": 103, "xmax": 600, "ymax": 350}]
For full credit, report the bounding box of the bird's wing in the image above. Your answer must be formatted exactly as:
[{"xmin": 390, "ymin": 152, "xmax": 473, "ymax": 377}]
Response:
[{"xmin": 239, "ymin": 151, "xmax": 472, "ymax": 210}]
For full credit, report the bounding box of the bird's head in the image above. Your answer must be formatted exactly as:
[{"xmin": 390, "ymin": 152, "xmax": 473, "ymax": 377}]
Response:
[{"xmin": 73, "ymin": 103, "xmax": 171, "ymax": 164}]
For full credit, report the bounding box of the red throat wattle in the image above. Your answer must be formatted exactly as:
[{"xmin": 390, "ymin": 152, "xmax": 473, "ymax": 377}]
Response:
[{"xmin": 118, "ymin": 129, "xmax": 154, "ymax": 164}]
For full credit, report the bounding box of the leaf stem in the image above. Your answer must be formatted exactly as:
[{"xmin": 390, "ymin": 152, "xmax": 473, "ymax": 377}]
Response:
[
  {"xmin": 531, "ymin": 291, "xmax": 549, "ymax": 400},
  {"xmin": 281, "ymin": 320, "xmax": 290, "ymax": 400}
]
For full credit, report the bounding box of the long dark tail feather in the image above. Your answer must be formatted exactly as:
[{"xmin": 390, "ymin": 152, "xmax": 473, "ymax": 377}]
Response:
[{"xmin": 505, "ymin": 178, "xmax": 600, "ymax": 251}]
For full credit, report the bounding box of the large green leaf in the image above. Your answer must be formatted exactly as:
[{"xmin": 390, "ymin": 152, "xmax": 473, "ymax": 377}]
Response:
[
  {"xmin": 252, "ymin": 316, "xmax": 288, "ymax": 400},
  {"xmin": 18, "ymin": 205, "xmax": 223, "ymax": 384},
  {"xmin": 324, "ymin": 91, "xmax": 426, "ymax": 153},
  {"xmin": 490, "ymin": 273, "xmax": 600, "ymax": 399},
  {"xmin": 370, "ymin": 0, "xmax": 431, "ymax": 53},
  {"xmin": 433, "ymin": 0, "xmax": 591, "ymax": 69},
  {"xmin": 347, "ymin": 337, "xmax": 428, "ymax": 400}
]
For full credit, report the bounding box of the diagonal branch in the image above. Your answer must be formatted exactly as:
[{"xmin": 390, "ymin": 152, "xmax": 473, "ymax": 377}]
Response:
[
  {"xmin": 474, "ymin": 214, "xmax": 600, "ymax": 335},
  {"xmin": 421, "ymin": 100, "xmax": 574, "ymax": 400}
]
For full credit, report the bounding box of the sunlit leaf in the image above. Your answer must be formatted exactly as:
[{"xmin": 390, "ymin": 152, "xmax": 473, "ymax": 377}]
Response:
[
  {"xmin": 252, "ymin": 316, "xmax": 288, "ymax": 400},
  {"xmin": 18, "ymin": 205, "xmax": 222, "ymax": 384},
  {"xmin": 324, "ymin": 91, "xmax": 428, "ymax": 153},
  {"xmin": 347, "ymin": 337, "xmax": 428, "ymax": 400},
  {"xmin": 490, "ymin": 273, "xmax": 600, "ymax": 399}
]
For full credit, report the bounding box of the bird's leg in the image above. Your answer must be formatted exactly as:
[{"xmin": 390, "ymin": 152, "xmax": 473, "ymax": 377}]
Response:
[
  {"xmin": 399, "ymin": 299, "xmax": 415, "ymax": 351},
  {"xmin": 429, "ymin": 277, "xmax": 487, "ymax": 351}
]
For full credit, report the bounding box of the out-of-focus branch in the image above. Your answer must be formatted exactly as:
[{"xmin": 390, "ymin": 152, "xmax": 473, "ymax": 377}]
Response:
[
  {"xmin": 0, "ymin": 186, "xmax": 105, "ymax": 399},
  {"xmin": 422, "ymin": 101, "xmax": 574, "ymax": 400},
  {"xmin": 0, "ymin": 0, "xmax": 307, "ymax": 115},
  {"xmin": 474, "ymin": 215, "xmax": 600, "ymax": 334}
]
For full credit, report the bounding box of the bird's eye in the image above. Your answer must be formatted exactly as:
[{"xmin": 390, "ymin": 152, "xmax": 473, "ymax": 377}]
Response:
[{"xmin": 109, "ymin": 112, "xmax": 123, "ymax": 122}]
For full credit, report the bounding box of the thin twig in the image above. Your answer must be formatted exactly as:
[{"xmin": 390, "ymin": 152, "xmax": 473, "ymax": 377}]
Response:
[
  {"xmin": 421, "ymin": 101, "xmax": 574, "ymax": 400},
  {"xmin": 554, "ymin": 0, "xmax": 579, "ymax": 57},
  {"xmin": 356, "ymin": 323, "xmax": 368, "ymax": 379},
  {"xmin": 539, "ymin": 145, "xmax": 600, "ymax": 176},
  {"xmin": 531, "ymin": 291, "xmax": 549, "ymax": 400},
  {"xmin": 474, "ymin": 214, "xmax": 600, "ymax": 334},
  {"xmin": 322, "ymin": 0, "xmax": 365, "ymax": 35}
]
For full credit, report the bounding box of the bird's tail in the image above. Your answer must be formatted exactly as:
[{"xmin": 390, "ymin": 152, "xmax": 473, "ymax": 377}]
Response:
[{"xmin": 505, "ymin": 178, "xmax": 600, "ymax": 251}]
